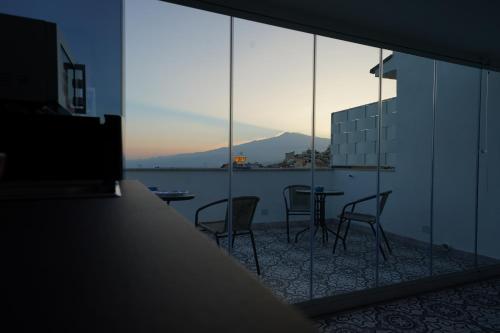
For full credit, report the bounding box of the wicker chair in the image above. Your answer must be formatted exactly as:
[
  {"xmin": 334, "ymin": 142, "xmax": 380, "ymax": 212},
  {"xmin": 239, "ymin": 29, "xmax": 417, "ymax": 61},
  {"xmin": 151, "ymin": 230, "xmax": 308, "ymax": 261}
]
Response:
[
  {"xmin": 283, "ymin": 185, "xmax": 311, "ymax": 243},
  {"xmin": 195, "ymin": 196, "xmax": 261, "ymax": 275},
  {"xmin": 332, "ymin": 191, "xmax": 393, "ymax": 260}
]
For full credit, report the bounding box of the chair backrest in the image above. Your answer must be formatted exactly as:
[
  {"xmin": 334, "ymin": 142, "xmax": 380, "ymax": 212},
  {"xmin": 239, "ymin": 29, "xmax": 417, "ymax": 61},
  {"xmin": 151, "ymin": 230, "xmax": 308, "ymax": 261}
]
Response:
[
  {"xmin": 379, "ymin": 190, "xmax": 392, "ymax": 214},
  {"xmin": 283, "ymin": 185, "xmax": 311, "ymax": 212},
  {"xmin": 225, "ymin": 196, "xmax": 260, "ymax": 231}
]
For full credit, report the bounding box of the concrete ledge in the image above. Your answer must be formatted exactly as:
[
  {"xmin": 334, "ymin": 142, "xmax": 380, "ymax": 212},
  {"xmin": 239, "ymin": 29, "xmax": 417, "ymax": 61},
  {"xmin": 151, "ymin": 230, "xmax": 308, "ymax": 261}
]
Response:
[
  {"xmin": 125, "ymin": 167, "xmax": 395, "ymax": 172},
  {"xmin": 126, "ymin": 167, "xmax": 331, "ymax": 172}
]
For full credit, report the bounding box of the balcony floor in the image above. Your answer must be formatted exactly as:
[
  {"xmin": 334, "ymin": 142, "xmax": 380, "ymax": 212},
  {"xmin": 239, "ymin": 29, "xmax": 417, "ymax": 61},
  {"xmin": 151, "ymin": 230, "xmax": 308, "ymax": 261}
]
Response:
[
  {"xmin": 209, "ymin": 221, "xmax": 499, "ymax": 303},
  {"xmin": 316, "ymin": 277, "xmax": 500, "ymax": 332}
]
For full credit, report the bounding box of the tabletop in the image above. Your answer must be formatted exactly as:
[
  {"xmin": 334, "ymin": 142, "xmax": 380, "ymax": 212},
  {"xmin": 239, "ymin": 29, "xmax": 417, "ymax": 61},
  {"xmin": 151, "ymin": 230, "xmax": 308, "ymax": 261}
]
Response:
[
  {"xmin": 154, "ymin": 191, "xmax": 195, "ymax": 202},
  {"xmin": 297, "ymin": 189, "xmax": 344, "ymax": 196}
]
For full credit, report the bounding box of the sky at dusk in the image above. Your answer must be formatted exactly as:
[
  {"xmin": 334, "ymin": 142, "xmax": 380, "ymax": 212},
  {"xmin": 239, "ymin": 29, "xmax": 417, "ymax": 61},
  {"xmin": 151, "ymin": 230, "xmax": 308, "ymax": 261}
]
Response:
[{"xmin": 124, "ymin": 0, "xmax": 396, "ymax": 159}]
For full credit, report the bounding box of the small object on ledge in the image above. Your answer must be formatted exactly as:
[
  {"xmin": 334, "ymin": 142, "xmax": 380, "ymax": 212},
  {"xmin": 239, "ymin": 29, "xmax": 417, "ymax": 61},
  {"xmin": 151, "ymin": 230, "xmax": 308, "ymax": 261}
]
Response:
[{"xmin": 153, "ymin": 190, "xmax": 195, "ymax": 204}]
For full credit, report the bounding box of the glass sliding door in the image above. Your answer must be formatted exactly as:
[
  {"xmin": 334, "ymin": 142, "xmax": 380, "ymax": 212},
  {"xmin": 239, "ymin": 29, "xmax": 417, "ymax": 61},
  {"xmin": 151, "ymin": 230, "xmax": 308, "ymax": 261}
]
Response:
[
  {"xmin": 376, "ymin": 51, "xmax": 435, "ymax": 286},
  {"xmin": 124, "ymin": 0, "xmax": 500, "ymax": 310},
  {"xmin": 231, "ymin": 18, "xmax": 314, "ymax": 303},
  {"xmin": 313, "ymin": 37, "xmax": 381, "ymax": 298},
  {"xmin": 431, "ymin": 61, "xmax": 482, "ymax": 274},
  {"xmin": 124, "ymin": 1, "xmax": 230, "ymax": 228},
  {"xmin": 477, "ymin": 70, "xmax": 500, "ymax": 267}
]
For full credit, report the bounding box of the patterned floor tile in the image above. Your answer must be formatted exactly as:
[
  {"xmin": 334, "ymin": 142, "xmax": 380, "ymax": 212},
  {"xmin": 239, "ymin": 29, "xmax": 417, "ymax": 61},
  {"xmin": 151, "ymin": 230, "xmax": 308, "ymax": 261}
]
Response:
[
  {"xmin": 208, "ymin": 222, "xmax": 498, "ymax": 303},
  {"xmin": 316, "ymin": 278, "xmax": 500, "ymax": 332}
]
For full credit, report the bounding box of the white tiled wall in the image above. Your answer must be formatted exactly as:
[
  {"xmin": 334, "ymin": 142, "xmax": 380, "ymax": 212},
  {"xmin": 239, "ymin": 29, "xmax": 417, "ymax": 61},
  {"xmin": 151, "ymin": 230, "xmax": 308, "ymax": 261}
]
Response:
[{"xmin": 331, "ymin": 97, "xmax": 397, "ymax": 166}]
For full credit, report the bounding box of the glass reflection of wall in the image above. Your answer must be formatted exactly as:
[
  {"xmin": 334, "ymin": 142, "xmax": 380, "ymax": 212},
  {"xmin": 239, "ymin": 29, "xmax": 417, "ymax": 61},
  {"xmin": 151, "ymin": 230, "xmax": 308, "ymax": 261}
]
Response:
[{"xmin": 232, "ymin": 18, "xmax": 313, "ymax": 303}]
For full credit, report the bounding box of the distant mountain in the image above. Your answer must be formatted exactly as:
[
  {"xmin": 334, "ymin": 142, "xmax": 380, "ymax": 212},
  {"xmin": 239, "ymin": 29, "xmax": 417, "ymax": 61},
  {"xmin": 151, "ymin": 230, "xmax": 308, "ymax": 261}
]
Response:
[{"xmin": 126, "ymin": 132, "xmax": 330, "ymax": 168}]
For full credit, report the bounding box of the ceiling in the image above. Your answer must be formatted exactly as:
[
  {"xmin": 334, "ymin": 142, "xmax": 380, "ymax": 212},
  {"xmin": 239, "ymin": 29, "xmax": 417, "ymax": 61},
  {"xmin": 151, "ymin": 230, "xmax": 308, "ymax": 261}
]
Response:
[{"xmin": 162, "ymin": 0, "xmax": 500, "ymax": 71}]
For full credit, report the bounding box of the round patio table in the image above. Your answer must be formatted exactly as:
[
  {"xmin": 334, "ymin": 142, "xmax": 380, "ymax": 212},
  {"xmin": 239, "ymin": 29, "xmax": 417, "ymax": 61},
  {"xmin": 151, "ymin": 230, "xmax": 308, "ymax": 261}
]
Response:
[
  {"xmin": 154, "ymin": 191, "xmax": 195, "ymax": 205},
  {"xmin": 294, "ymin": 189, "xmax": 344, "ymax": 244}
]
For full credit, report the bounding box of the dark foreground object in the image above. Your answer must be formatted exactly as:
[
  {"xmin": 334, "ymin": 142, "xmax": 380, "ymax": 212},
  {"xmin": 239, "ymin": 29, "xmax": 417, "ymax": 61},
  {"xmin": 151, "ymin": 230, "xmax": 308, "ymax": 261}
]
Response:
[{"xmin": 2, "ymin": 181, "xmax": 314, "ymax": 333}]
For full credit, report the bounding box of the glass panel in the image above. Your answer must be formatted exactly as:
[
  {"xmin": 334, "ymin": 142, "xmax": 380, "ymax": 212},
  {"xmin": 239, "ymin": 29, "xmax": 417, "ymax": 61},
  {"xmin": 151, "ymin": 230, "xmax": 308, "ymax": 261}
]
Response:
[
  {"xmin": 377, "ymin": 50, "xmax": 434, "ymax": 286},
  {"xmin": 432, "ymin": 61, "xmax": 481, "ymax": 274},
  {"xmin": 232, "ymin": 18, "xmax": 313, "ymax": 303},
  {"xmin": 313, "ymin": 37, "xmax": 380, "ymax": 297},
  {"xmin": 124, "ymin": 1, "xmax": 230, "ymax": 228},
  {"xmin": 121, "ymin": 0, "xmax": 500, "ymax": 308},
  {"xmin": 477, "ymin": 70, "xmax": 500, "ymax": 266}
]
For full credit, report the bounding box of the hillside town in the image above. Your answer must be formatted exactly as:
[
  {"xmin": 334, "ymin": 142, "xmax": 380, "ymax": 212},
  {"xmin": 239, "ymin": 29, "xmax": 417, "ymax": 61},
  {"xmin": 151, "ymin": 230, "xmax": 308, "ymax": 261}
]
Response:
[
  {"xmin": 221, "ymin": 146, "xmax": 331, "ymax": 169},
  {"xmin": 269, "ymin": 146, "xmax": 331, "ymax": 168}
]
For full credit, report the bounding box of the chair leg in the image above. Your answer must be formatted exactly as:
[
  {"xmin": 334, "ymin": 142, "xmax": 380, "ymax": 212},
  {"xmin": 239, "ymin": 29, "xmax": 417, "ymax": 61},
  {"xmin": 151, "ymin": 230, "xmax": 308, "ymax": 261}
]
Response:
[
  {"xmin": 295, "ymin": 226, "xmax": 309, "ymax": 243},
  {"xmin": 379, "ymin": 224, "xmax": 392, "ymax": 254},
  {"xmin": 286, "ymin": 212, "xmax": 290, "ymax": 243},
  {"xmin": 215, "ymin": 235, "xmax": 220, "ymax": 247},
  {"xmin": 332, "ymin": 219, "xmax": 344, "ymax": 254},
  {"xmin": 232, "ymin": 231, "xmax": 237, "ymax": 248},
  {"xmin": 369, "ymin": 223, "xmax": 387, "ymax": 261},
  {"xmin": 249, "ymin": 231, "xmax": 261, "ymax": 275},
  {"xmin": 343, "ymin": 220, "xmax": 352, "ymax": 250},
  {"xmin": 325, "ymin": 224, "xmax": 329, "ymax": 243}
]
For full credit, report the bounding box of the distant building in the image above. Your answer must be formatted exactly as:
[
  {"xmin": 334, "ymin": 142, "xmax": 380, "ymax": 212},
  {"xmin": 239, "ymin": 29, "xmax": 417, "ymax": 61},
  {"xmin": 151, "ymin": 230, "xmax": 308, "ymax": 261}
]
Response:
[
  {"xmin": 220, "ymin": 153, "xmax": 263, "ymax": 169},
  {"xmin": 234, "ymin": 154, "xmax": 247, "ymax": 165},
  {"xmin": 273, "ymin": 147, "xmax": 331, "ymax": 168}
]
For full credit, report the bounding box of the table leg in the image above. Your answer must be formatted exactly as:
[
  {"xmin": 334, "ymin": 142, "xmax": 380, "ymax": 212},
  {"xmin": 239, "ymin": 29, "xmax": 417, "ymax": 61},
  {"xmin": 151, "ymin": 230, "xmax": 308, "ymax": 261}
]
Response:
[
  {"xmin": 319, "ymin": 194, "xmax": 327, "ymax": 244},
  {"xmin": 319, "ymin": 194, "xmax": 343, "ymax": 244},
  {"xmin": 296, "ymin": 195, "xmax": 320, "ymax": 243}
]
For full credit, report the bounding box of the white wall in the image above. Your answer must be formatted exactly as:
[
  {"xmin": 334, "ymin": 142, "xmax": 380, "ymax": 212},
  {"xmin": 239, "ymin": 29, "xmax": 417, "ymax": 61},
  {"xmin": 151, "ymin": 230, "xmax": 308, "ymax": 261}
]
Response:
[
  {"xmin": 125, "ymin": 168, "xmax": 392, "ymax": 226},
  {"xmin": 332, "ymin": 52, "xmax": 498, "ymax": 260},
  {"xmin": 331, "ymin": 98, "xmax": 397, "ymax": 167},
  {"xmin": 328, "ymin": 53, "xmax": 437, "ymax": 246},
  {"xmin": 126, "ymin": 169, "xmax": 333, "ymax": 224},
  {"xmin": 381, "ymin": 53, "xmax": 496, "ymax": 259},
  {"xmin": 432, "ymin": 61, "xmax": 481, "ymax": 254},
  {"xmin": 380, "ymin": 53, "xmax": 435, "ymax": 244}
]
